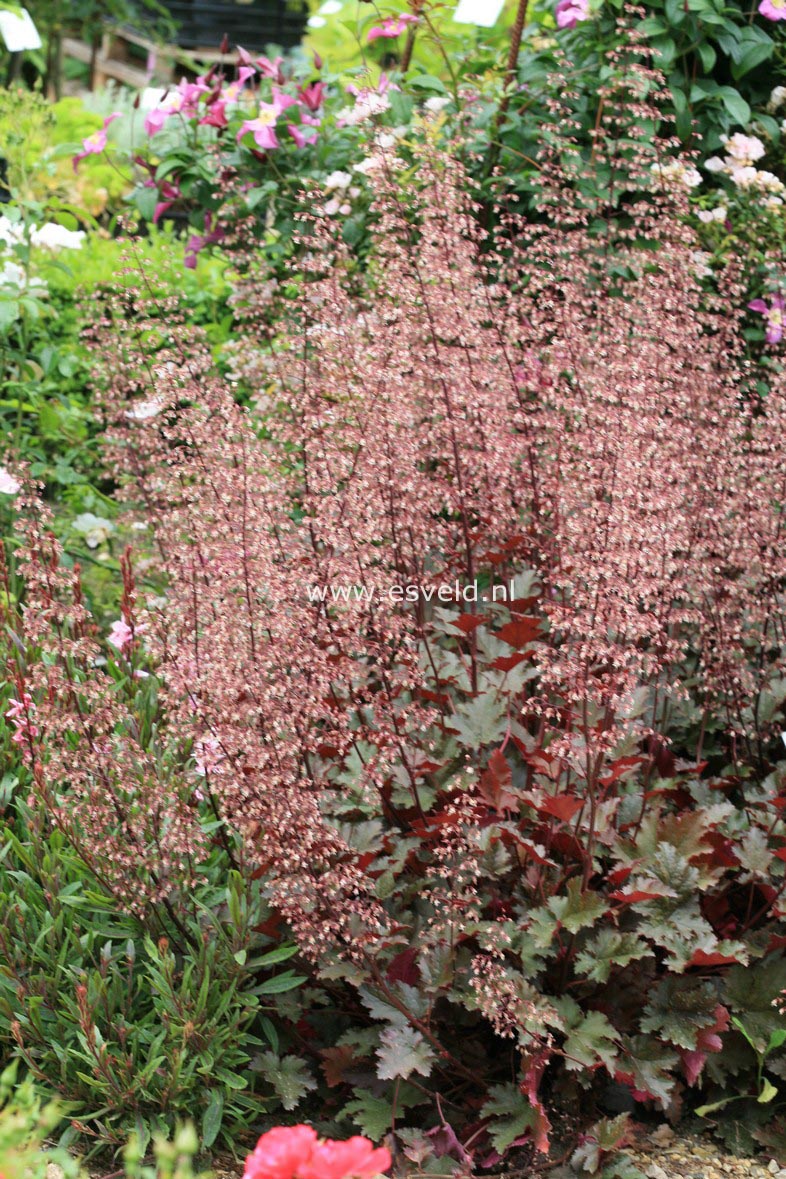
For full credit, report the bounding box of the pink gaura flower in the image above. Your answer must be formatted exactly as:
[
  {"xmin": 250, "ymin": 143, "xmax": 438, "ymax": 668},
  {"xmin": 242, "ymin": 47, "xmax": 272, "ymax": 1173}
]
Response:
[
  {"xmin": 108, "ymin": 618, "xmax": 134, "ymax": 651},
  {"xmin": 242, "ymin": 1127, "xmax": 391, "ymax": 1179},
  {"xmin": 5, "ymin": 693, "xmax": 39, "ymax": 746},
  {"xmin": 555, "ymin": 0, "xmax": 590, "ymax": 26},
  {"xmin": 72, "ymin": 112, "xmax": 122, "ymax": 171},
  {"xmin": 367, "ymin": 13, "xmax": 418, "ymax": 42},
  {"xmin": 748, "ymin": 294, "xmax": 786, "ymax": 344},
  {"xmin": 0, "ymin": 467, "xmax": 20, "ymax": 495},
  {"xmin": 108, "ymin": 616, "xmax": 146, "ymax": 652},
  {"xmin": 759, "ymin": 0, "xmax": 786, "ymax": 18}
]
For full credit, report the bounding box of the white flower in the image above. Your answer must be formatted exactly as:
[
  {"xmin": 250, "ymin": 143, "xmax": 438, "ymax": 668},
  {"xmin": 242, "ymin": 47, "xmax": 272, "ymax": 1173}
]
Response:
[
  {"xmin": 324, "ymin": 170, "xmax": 352, "ymax": 191},
  {"xmin": 339, "ymin": 92, "xmax": 391, "ymax": 125},
  {"xmin": 31, "ymin": 222, "xmax": 85, "ymax": 250},
  {"xmin": 704, "ymin": 156, "xmax": 726, "ymax": 173},
  {"xmin": 697, "ymin": 206, "xmax": 727, "ymax": 223},
  {"xmin": 125, "ymin": 397, "xmax": 165, "ymax": 421},
  {"xmin": 0, "ymin": 259, "xmax": 47, "ymax": 293},
  {"xmin": 754, "ymin": 170, "xmax": 785, "ymax": 194},
  {"xmin": 691, "ymin": 250, "xmax": 713, "ymax": 279},
  {"xmin": 720, "ymin": 133, "xmax": 766, "ymax": 166},
  {"xmin": 768, "ymin": 85, "xmax": 786, "ymax": 111},
  {"xmin": 0, "ymin": 467, "xmax": 20, "ymax": 495},
  {"xmin": 375, "ymin": 131, "xmax": 397, "ymax": 149},
  {"xmin": 353, "ymin": 156, "xmax": 383, "ymax": 175},
  {"xmin": 0, "ymin": 215, "xmax": 24, "ymax": 246},
  {"xmin": 72, "ymin": 512, "xmax": 114, "ymax": 548},
  {"xmin": 424, "ymin": 96, "xmax": 450, "ymax": 114},
  {"xmin": 651, "ymin": 159, "xmax": 701, "ymax": 189},
  {"xmin": 730, "ymin": 165, "xmax": 758, "ymax": 188},
  {"xmin": 764, "ymin": 195, "xmax": 784, "ymax": 211}
]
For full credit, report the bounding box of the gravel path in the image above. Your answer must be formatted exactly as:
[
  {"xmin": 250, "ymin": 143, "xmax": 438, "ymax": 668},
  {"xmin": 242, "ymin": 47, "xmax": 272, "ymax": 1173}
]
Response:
[{"xmin": 622, "ymin": 1128, "xmax": 784, "ymax": 1179}]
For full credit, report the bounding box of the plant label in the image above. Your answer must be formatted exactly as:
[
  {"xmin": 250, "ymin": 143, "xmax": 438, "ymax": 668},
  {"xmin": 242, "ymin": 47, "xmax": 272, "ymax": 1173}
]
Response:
[
  {"xmin": 0, "ymin": 7, "xmax": 41, "ymax": 51},
  {"xmin": 453, "ymin": 0, "xmax": 506, "ymax": 26}
]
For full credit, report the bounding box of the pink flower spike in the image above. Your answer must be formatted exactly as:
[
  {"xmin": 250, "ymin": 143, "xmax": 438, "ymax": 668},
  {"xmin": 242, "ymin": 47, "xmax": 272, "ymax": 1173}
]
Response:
[
  {"xmin": 367, "ymin": 14, "xmax": 418, "ymax": 42},
  {"xmin": 759, "ymin": 0, "xmax": 786, "ymax": 18},
  {"xmin": 555, "ymin": 0, "xmax": 590, "ymax": 26}
]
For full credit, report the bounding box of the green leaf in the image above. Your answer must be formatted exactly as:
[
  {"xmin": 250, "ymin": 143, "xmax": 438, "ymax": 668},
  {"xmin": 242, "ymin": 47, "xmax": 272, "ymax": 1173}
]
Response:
[
  {"xmin": 376, "ymin": 1024, "xmax": 435, "ymax": 1081},
  {"xmin": 481, "ymin": 1084, "xmax": 536, "ymax": 1154},
  {"xmin": 548, "ymin": 878, "xmax": 606, "ymax": 934},
  {"xmin": 574, "ymin": 930, "xmax": 650, "ymax": 983},
  {"xmin": 718, "ymin": 87, "xmax": 750, "ymax": 127},
  {"xmin": 758, "ymin": 1079, "xmax": 778, "ymax": 1104},
  {"xmin": 342, "ymin": 1092, "xmax": 394, "ymax": 1140},
  {"xmin": 201, "ymin": 1088, "xmax": 224, "ymax": 1149},
  {"xmin": 561, "ymin": 1008, "xmax": 619, "ymax": 1073},
  {"xmin": 257, "ymin": 1052, "xmax": 316, "ymax": 1111},
  {"xmin": 254, "ymin": 971, "xmax": 306, "ymax": 994}
]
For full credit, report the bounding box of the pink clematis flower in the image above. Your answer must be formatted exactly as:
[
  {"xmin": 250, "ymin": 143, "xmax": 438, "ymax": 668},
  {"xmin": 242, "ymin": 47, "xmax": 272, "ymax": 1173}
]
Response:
[
  {"xmin": 298, "ymin": 81, "xmax": 326, "ymax": 112},
  {"xmin": 73, "ymin": 112, "xmax": 122, "ymax": 171},
  {"xmin": 288, "ymin": 109, "xmax": 321, "ymax": 147},
  {"xmin": 555, "ymin": 0, "xmax": 590, "ymax": 26},
  {"xmin": 367, "ymin": 13, "xmax": 418, "ymax": 42},
  {"xmin": 748, "ymin": 294, "xmax": 786, "ymax": 344},
  {"xmin": 237, "ymin": 88, "xmax": 293, "ymax": 150},
  {"xmin": 200, "ymin": 99, "xmax": 228, "ymax": 128},
  {"xmin": 223, "ymin": 65, "xmax": 257, "ymax": 104},
  {"xmin": 759, "ymin": 0, "xmax": 786, "ymax": 18},
  {"xmin": 153, "ymin": 180, "xmax": 181, "ymax": 224},
  {"xmin": 184, "ymin": 212, "xmax": 225, "ymax": 269},
  {"xmin": 256, "ymin": 54, "xmax": 285, "ymax": 83}
]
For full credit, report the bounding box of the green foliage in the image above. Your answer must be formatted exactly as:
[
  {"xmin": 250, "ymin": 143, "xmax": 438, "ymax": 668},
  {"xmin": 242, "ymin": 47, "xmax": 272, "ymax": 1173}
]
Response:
[{"xmin": 0, "ymin": 797, "xmax": 295, "ymax": 1156}]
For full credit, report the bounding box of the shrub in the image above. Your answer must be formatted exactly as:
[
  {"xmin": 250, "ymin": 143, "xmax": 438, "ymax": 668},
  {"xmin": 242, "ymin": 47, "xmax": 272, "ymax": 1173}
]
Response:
[{"xmin": 78, "ymin": 53, "xmax": 786, "ymax": 1165}]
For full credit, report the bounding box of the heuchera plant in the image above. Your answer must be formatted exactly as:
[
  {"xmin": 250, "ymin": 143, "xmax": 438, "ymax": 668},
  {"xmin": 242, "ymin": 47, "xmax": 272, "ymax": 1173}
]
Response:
[{"xmin": 7, "ymin": 38, "xmax": 786, "ymax": 1170}]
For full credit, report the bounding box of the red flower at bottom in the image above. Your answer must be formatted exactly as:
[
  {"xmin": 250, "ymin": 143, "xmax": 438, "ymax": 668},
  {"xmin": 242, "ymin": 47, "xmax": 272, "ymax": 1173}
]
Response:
[
  {"xmin": 244, "ymin": 1126, "xmax": 318, "ymax": 1179},
  {"xmin": 243, "ymin": 1127, "xmax": 391, "ymax": 1179}
]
